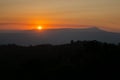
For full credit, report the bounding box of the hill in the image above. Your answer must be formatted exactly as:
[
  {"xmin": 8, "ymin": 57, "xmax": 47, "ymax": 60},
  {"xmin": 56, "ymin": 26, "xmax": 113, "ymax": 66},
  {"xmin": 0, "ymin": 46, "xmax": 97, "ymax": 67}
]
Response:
[
  {"xmin": 0, "ymin": 27, "xmax": 120, "ymax": 45},
  {"xmin": 0, "ymin": 41, "xmax": 120, "ymax": 80}
]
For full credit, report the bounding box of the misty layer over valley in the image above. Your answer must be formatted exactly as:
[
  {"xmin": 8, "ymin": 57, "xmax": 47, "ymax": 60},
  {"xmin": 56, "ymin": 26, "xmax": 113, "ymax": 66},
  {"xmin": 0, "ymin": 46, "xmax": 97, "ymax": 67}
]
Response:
[{"xmin": 0, "ymin": 27, "xmax": 120, "ymax": 45}]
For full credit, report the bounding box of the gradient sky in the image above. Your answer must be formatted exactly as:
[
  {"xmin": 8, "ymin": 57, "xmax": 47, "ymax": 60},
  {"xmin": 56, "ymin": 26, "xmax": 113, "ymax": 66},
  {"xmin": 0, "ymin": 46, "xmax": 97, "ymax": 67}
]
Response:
[{"xmin": 0, "ymin": 0, "xmax": 120, "ymax": 32}]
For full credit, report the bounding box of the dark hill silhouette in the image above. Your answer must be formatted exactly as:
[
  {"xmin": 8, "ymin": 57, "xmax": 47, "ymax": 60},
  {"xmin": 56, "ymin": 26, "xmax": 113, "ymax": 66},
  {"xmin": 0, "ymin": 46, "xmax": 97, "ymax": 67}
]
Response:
[
  {"xmin": 0, "ymin": 40, "xmax": 120, "ymax": 80},
  {"xmin": 0, "ymin": 27, "xmax": 120, "ymax": 45}
]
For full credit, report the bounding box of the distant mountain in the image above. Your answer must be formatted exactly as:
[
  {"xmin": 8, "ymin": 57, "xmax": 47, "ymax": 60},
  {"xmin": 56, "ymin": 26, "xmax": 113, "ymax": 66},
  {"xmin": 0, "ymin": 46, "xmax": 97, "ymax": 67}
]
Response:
[{"xmin": 0, "ymin": 27, "xmax": 120, "ymax": 45}]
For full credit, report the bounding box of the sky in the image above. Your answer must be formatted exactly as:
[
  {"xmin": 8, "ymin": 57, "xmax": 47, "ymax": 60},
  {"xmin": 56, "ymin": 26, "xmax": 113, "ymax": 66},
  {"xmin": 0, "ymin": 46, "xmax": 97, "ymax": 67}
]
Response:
[{"xmin": 0, "ymin": 0, "xmax": 120, "ymax": 32}]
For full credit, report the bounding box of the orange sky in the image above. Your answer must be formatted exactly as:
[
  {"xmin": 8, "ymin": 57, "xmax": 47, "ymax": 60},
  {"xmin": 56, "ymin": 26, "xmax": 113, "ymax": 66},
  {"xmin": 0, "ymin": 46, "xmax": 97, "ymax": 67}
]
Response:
[{"xmin": 0, "ymin": 0, "xmax": 120, "ymax": 32}]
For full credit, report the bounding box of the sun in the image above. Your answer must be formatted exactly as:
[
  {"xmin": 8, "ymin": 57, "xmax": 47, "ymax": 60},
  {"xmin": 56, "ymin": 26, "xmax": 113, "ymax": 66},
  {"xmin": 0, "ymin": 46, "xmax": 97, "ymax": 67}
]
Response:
[{"xmin": 37, "ymin": 26, "xmax": 43, "ymax": 30}]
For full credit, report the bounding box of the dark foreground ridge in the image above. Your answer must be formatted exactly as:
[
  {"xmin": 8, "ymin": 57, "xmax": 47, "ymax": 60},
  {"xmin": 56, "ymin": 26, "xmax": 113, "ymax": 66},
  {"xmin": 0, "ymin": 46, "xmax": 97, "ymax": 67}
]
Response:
[{"xmin": 0, "ymin": 40, "xmax": 120, "ymax": 80}]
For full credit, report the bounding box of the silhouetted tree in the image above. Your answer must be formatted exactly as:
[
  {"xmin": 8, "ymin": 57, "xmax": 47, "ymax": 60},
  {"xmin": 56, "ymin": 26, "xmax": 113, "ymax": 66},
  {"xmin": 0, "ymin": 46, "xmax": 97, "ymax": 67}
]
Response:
[{"xmin": 70, "ymin": 40, "xmax": 74, "ymax": 44}]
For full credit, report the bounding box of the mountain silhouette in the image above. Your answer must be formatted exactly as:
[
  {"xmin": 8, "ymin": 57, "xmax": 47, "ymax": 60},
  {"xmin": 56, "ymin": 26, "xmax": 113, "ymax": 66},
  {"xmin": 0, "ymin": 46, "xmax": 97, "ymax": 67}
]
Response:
[{"xmin": 0, "ymin": 27, "xmax": 120, "ymax": 45}]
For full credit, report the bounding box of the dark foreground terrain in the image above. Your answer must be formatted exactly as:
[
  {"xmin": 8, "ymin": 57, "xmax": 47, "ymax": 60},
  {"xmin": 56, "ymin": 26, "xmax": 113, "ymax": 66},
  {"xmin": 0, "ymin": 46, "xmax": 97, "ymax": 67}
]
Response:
[{"xmin": 0, "ymin": 40, "xmax": 120, "ymax": 80}]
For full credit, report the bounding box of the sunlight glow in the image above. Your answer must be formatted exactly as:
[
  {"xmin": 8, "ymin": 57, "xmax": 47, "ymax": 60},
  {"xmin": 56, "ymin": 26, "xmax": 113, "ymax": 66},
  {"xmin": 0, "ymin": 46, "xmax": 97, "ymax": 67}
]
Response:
[{"xmin": 37, "ymin": 26, "xmax": 43, "ymax": 30}]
